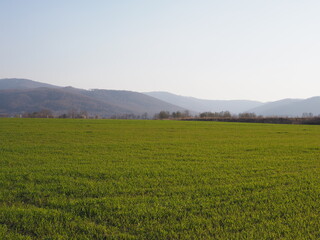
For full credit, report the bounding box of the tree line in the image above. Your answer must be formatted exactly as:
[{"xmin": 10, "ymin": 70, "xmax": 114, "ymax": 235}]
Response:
[
  {"xmin": 153, "ymin": 110, "xmax": 257, "ymax": 119},
  {"xmin": 153, "ymin": 110, "xmax": 191, "ymax": 119},
  {"xmin": 6, "ymin": 109, "xmax": 320, "ymax": 122}
]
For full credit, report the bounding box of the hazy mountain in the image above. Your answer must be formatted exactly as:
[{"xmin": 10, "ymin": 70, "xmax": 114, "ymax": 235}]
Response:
[
  {"xmin": 0, "ymin": 87, "xmax": 130, "ymax": 117},
  {"xmin": 1, "ymin": 78, "xmax": 319, "ymax": 118},
  {"xmin": 0, "ymin": 78, "xmax": 59, "ymax": 90},
  {"xmin": 0, "ymin": 79, "xmax": 185, "ymax": 117},
  {"xmin": 249, "ymin": 97, "xmax": 320, "ymax": 117},
  {"xmin": 144, "ymin": 91, "xmax": 263, "ymax": 114},
  {"xmin": 82, "ymin": 89, "xmax": 185, "ymax": 116},
  {"xmin": 61, "ymin": 87, "xmax": 186, "ymax": 116},
  {"xmin": 248, "ymin": 99, "xmax": 302, "ymax": 116}
]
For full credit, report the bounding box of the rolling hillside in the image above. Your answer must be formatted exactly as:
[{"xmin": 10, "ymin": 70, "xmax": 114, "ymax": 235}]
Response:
[
  {"xmin": 1, "ymin": 78, "xmax": 319, "ymax": 117},
  {"xmin": 144, "ymin": 91, "xmax": 263, "ymax": 114},
  {"xmin": 145, "ymin": 91, "xmax": 320, "ymax": 117},
  {"xmin": 65, "ymin": 88, "xmax": 186, "ymax": 116},
  {"xmin": 248, "ymin": 97, "xmax": 320, "ymax": 116},
  {"xmin": 0, "ymin": 79, "xmax": 185, "ymax": 117},
  {"xmin": 0, "ymin": 78, "xmax": 59, "ymax": 90},
  {"xmin": 0, "ymin": 87, "xmax": 130, "ymax": 117}
]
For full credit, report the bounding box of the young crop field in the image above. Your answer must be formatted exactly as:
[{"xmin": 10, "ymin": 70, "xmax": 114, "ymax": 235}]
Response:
[{"xmin": 0, "ymin": 118, "xmax": 320, "ymax": 239}]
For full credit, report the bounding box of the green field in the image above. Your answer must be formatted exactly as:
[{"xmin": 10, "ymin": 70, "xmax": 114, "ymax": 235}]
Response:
[{"xmin": 0, "ymin": 118, "xmax": 320, "ymax": 239}]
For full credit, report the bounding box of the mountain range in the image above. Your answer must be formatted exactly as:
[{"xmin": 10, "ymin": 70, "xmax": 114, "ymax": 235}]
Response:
[
  {"xmin": 0, "ymin": 78, "xmax": 319, "ymax": 117},
  {"xmin": 146, "ymin": 92, "xmax": 320, "ymax": 117},
  {"xmin": 0, "ymin": 79, "xmax": 185, "ymax": 118},
  {"xmin": 144, "ymin": 91, "xmax": 263, "ymax": 114}
]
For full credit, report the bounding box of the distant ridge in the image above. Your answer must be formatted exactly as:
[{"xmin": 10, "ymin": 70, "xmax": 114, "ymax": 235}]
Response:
[
  {"xmin": 144, "ymin": 91, "xmax": 320, "ymax": 117},
  {"xmin": 144, "ymin": 91, "xmax": 263, "ymax": 114},
  {"xmin": 0, "ymin": 78, "xmax": 185, "ymax": 117},
  {"xmin": 0, "ymin": 78, "xmax": 59, "ymax": 90},
  {"xmin": 248, "ymin": 97, "xmax": 320, "ymax": 117},
  {"xmin": 1, "ymin": 78, "xmax": 319, "ymax": 117}
]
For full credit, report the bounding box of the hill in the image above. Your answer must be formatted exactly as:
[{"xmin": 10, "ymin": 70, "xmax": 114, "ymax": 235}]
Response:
[
  {"xmin": 0, "ymin": 78, "xmax": 59, "ymax": 90},
  {"xmin": 81, "ymin": 89, "xmax": 185, "ymax": 116},
  {"xmin": 0, "ymin": 87, "xmax": 130, "ymax": 117},
  {"xmin": 249, "ymin": 97, "xmax": 320, "ymax": 116},
  {"xmin": 62, "ymin": 87, "xmax": 186, "ymax": 117},
  {"xmin": 145, "ymin": 92, "xmax": 320, "ymax": 117},
  {"xmin": 144, "ymin": 91, "xmax": 263, "ymax": 114},
  {"xmin": 0, "ymin": 79, "xmax": 186, "ymax": 118},
  {"xmin": 1, "ymin": 78, "xmax": 319, "ymax": 118}
]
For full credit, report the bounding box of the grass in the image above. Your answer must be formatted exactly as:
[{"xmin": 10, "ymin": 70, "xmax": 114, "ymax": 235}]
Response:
[{"xmin": 0, "ymin": 118, "xmax": 320, "ymax": 239}]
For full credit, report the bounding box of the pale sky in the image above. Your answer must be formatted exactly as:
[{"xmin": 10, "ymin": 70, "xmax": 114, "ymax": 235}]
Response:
[{"xmin": 1, "ymin": 0, "xmax": 320, "ymax": 101}]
